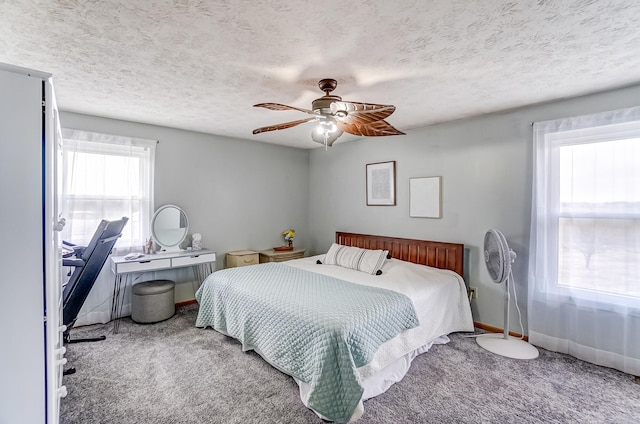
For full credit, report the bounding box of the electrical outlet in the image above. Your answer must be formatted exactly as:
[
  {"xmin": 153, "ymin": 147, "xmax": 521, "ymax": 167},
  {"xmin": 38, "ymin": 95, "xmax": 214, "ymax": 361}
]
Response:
[{"xmin": 468, "ymin": 286, "xmax": 478, "ymax": 300}]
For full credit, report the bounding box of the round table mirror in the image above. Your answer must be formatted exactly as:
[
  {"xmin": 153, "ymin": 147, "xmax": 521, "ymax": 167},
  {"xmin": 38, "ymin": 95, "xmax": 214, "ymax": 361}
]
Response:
[{"xmin": 151, "ymin": 204, "xmax": 189, "ymax": 252}]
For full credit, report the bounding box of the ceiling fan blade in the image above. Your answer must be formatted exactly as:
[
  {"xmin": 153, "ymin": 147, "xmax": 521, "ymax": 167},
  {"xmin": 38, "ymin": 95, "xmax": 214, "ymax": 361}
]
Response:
[
  {"xmin": 331, "ymin": 101, "xmax": 396, "ymax": 124},
  {"xmin": 252, "ymin": 117, "xmax": 316, "ymax": 134},
  {"xmin": 253, "ymin": 103, "xmax": 315, "ymax": 115},
  {"xmin": 311, "ymin": 128, "xmax": 343, "ymax": 147},
  {"xmin": 337, "ymin": 119, "xmax": 406, "ymax": 137}
]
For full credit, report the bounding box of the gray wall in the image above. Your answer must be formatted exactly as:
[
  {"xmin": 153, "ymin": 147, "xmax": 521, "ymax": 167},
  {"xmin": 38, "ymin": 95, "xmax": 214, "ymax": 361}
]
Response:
[
  {"xmin": 60, "ymin": 112, "xmax": 310, "ymax": 301},
  {"xmin": 61, "ymin": 82, "xmax": 640, "ymax": 331},
  {"xmin": 308, "ymin": 83, "xmax": 640, "ymax": 332}
]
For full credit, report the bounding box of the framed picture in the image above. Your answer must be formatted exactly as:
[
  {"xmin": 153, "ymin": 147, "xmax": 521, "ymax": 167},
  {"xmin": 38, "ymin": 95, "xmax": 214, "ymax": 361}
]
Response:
[
  {"xmin": 366, "ymin": 161, "xmax": 396, "ymax": 206},
  {"xmin": 409, "ymin": 176, "xmax": 442, "ymax": 218}
]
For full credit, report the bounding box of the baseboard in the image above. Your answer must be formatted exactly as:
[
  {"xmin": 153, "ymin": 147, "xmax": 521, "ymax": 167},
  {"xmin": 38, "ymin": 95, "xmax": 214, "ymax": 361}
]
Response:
[
  {"xmin": 176, "ymin": 299, "xmax": 198, "ymax": 308},
  {"xmin": 474, "ymin": 322, "xmax": 529, "ymax": 342}
]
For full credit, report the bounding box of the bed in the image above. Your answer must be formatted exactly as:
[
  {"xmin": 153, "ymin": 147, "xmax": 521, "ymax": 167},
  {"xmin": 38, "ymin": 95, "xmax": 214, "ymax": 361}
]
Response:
[{"xmin": 195, "ymin": 232, "xmax": 473, "ymax": 422}]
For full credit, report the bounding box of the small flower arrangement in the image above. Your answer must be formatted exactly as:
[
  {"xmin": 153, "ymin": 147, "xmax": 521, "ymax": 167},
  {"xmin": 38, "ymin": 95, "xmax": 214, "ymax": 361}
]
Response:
[{"xmin": 283, "ymin": 229, "xmax": 295, "ymax": 247}]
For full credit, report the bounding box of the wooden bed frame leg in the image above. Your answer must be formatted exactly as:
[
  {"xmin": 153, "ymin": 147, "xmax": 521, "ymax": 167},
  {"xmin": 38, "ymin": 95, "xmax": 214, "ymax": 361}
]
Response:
[{"xmin": 635, "ymin": 376, "xmax": 640, "ymax": 385}]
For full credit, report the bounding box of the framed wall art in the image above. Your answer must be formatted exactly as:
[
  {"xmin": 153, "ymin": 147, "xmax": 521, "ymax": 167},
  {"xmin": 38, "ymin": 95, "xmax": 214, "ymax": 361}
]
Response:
[
  {"xmin": 409, "ymin": 176, "xmax": 442, "ymax": 218},
  {"xmin": 366, "ymin": 161, "xmax": 396, "ymax": 206}
]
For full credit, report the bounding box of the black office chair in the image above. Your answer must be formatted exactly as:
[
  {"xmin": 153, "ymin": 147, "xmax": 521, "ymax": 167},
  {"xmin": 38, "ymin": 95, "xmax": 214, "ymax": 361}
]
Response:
[{"xmin": 62, "ymin": 217, "xmax": 129, "ymax": 344}]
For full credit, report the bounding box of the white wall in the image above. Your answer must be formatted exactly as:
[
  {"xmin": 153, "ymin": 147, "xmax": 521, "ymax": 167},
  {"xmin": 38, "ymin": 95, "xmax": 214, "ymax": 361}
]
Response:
[
  {"xmin": 60, "ymin": 112, "xmax": 310, "ymax": 302},
  {"xmin": 308, "ymin": 83, "xmax": 640, "ymax": 332}
]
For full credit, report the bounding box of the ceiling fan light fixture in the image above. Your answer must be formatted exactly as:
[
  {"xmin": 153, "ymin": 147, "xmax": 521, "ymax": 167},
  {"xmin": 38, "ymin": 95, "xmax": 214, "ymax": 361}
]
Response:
[
  {"xmin": 316, "ymin": 119, "xmax": 338, "ymax": 135},
  {"xmin": 252, "ymin": 78, "xmax": 404, "ymax": 147}
]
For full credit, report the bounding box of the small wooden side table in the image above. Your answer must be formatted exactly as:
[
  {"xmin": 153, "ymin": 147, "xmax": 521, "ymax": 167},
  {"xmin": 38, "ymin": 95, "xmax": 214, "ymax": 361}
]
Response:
[{"xmin": 259, "ymin": 248, "xmax": 306, "ymax": 263}]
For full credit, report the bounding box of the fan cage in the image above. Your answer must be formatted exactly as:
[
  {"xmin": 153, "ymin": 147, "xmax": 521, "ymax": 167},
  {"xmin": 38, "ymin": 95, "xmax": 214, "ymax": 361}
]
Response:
[{"xmin": 484, "ymin": 229, "xmax": 511, "ymax": 284}]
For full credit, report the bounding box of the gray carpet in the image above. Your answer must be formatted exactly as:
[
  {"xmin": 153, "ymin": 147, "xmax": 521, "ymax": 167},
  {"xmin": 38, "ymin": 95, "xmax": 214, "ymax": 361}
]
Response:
[{"xmin": 61, "ymin": 304, "xmax": 639, "ymax": 423}]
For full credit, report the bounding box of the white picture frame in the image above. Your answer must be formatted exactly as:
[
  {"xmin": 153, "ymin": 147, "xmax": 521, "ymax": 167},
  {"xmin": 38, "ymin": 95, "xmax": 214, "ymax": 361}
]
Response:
[
  {"xmin": 410, "ymin": 176, "xmax": 442, "ymax": 218},
  {"xmin": 366, "ymin": 161, "xmax": 396, "ymax": 206}
]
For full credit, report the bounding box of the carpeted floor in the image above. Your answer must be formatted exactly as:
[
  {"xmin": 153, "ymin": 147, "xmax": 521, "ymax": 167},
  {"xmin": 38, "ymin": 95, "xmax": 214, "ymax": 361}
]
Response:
[{"xmin": 60, "ymin": 304, "xmax": 639, "ymax": 423}]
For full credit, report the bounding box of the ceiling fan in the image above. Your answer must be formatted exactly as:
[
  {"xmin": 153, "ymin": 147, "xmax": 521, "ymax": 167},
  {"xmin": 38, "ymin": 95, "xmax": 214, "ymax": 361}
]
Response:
[{"xmin": 252, "ymin": 78, "xmax": 405, "ymax": 148}]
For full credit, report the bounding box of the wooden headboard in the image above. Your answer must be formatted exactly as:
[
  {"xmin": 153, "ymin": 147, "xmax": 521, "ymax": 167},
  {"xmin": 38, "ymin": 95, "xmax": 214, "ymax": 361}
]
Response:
[{"xmin": 336, "ymin": 232, "xmax": 464, "ymax": 277}]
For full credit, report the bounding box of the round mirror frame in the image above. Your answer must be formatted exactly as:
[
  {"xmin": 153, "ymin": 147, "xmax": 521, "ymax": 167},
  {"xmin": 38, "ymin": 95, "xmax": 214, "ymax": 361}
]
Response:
[{"xmin": 151, "ymin": 204, "xmax": 189, "ymax": 251}]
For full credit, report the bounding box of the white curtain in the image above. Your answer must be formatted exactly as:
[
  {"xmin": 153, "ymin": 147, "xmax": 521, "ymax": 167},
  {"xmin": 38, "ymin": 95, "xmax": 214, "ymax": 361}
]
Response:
[
  {"xmin": 61, "ymin": 129, "xmax": 156, "ymax": 325},
  {"xmin": 529, "ymin": 106, "xmax": 640, "ymax": 376}
]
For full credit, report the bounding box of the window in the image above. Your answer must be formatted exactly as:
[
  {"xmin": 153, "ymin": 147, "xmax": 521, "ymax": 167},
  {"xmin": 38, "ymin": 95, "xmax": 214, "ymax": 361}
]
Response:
[
  {"xmin": 557, "ymin": 137, "xmax": 640, "ymax": 298},
  {"xmin": 532, "ymin": 110, "xmax": 640, "ymax": 304},
  {"xmin": 60, "ymin": 129, "xmax": 156, "ymax": 252},
  {"xmin": 529, "ymin": 106, "xmax": 640, "ymax": 377}
]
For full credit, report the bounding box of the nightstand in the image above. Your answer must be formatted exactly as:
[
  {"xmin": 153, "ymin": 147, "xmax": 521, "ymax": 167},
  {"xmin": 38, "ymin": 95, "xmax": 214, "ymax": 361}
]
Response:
[
  {"xmin": 259, "ymin": 248, "xmax": 306, "ymax": 263},
  {"xmin": 226, "ymin": 250, "xmax": 259, "ymax": 268}
]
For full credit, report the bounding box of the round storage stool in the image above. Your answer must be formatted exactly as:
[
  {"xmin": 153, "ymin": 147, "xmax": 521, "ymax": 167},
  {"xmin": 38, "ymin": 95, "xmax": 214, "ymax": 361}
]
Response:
[{"xmin": 131, "ymin": 280, "xmax": 175, "ymax": 324}]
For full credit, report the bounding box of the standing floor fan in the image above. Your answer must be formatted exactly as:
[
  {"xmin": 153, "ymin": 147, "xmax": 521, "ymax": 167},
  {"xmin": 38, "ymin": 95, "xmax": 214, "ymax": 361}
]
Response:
[{"xmin": 476, "ymin": 229, "xmax": 539, "ymax": 360}]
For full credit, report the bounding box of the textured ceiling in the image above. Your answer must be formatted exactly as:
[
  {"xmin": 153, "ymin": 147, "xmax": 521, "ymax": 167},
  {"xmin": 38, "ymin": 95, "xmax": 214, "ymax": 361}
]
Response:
[{"xmin": 2, "ymin": 0, "xmax": 640, "ymax": 149}]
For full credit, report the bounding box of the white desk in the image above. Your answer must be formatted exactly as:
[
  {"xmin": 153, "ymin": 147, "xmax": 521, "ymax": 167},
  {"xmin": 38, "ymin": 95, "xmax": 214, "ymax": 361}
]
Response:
[{"xmin": 110, "ymin": 249, "xmax": 216, "ymax": 332}]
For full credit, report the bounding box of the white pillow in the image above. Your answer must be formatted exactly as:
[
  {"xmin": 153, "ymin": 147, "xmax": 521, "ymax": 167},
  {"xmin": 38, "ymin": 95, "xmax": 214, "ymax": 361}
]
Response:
[{"xmin": 323, "ymin": 243, "xmax": 389, "ymax": 275}]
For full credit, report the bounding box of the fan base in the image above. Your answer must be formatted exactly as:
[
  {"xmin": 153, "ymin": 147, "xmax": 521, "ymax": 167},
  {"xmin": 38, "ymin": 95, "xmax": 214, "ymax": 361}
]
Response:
[{"xmin": 476, "ymin": 333, "xmax": 539, "ymax": 360}]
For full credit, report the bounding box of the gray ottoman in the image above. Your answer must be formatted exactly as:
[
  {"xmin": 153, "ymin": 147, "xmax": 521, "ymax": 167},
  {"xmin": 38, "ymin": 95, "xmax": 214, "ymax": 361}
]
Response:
[{"xmin": 131, "ymin": 280, "xmax": 176, "ymax": 323}]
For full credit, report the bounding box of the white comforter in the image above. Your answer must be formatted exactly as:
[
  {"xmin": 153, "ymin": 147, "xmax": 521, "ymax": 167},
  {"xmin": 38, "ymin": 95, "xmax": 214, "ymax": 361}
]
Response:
[
  {"xmin": 284, "ymin": 255, "xmax": 474, "ymax": 421},
  {"xmin": 287, "ymin": 255, "xmax": 474, "ymax": 377}
]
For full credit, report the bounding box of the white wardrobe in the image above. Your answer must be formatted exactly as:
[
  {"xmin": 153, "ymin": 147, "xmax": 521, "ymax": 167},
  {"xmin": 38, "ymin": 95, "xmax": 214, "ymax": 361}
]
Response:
[{"xmin": 0, "ymin": 64, "xmax": 66, "ymax": 424}]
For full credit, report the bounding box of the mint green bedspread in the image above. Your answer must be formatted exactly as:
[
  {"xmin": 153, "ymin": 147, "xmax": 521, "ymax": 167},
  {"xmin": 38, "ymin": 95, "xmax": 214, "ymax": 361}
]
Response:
[{"xmin": 195, "ymin": 262, "xmax": 419, "ymax": 423}]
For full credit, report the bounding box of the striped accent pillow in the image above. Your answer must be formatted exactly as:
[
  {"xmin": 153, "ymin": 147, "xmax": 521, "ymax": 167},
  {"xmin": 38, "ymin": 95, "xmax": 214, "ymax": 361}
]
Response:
[{"xmin": 323, "ymin": 243, "xmax": 389, "ymax": 275}]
